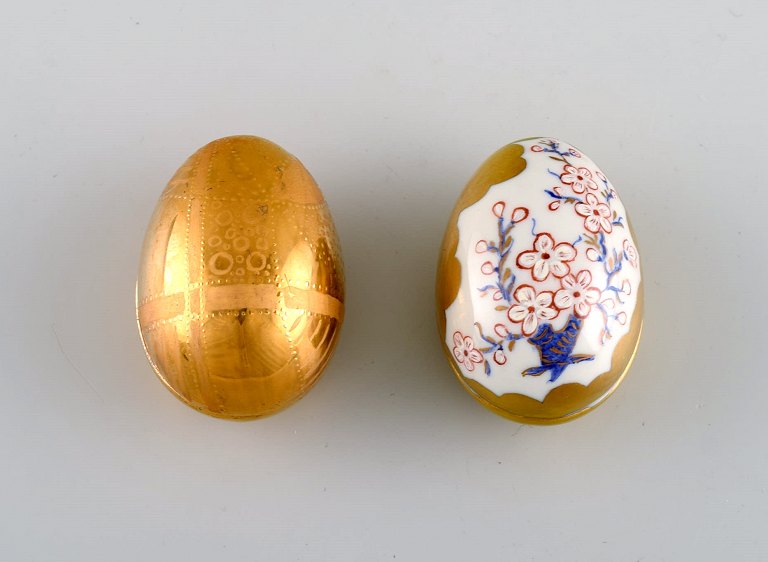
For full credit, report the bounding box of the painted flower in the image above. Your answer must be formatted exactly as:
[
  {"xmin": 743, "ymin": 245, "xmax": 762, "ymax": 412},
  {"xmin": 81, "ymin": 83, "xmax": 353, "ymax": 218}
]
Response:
[
  {"xmin": 480, "ymin": 261, "xmax": 495, "ymax": 275},
  {"xmin": 621, "ymin": 279, "xmax": 632, "ymax": 295},
  {"xmin": 516, "ymin": 233, "xmax": 576, "ymax": 281},
  {"xmin": 510, "ymin": 206, "xmax": 529, "ymax": 223},
  {"xmin": 560, "ymin": 165, "xmax": 597, "ymax": 193},
  {"xmin": 494, "ymin": 323, "xmax": 510, "ymax": 339},
  {"xmin": 452, "ymin": 331, "xmax": 483, "ymax": 372},
  {"xmin": 575, "ymin": 193, "xmax": 613, "ymax": 234},
  {"xmin": 491, "ymin": 201, "xmax": 529, "ymax": 223},
  {"xmin": 623, "ymin": 239, "xmax": 638, "ymax": 268},
  {"xmin": 493, "ymin": 349, "xmax": 506, "ymax": 365},
  {"xmin": 595, "ymin": 169, "xmax": 607, "ymax": 183},
  {"xmin": 547, "ymin": 186, "xmax": 564, "ymax": 211},
  {"xmin": 508, "ymin": 285, "xmax": 558, "ymax": 336},
  {"xmin": 554, "ymin": 270, "xmax": 601, "ymax": 318}
]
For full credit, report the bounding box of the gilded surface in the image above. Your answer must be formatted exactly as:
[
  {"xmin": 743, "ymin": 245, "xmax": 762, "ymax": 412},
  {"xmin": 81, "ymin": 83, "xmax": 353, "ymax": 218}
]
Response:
[
  {"xmin": 436, "ymin": 140, "xmax": 642, "ymax": 424},
  {"xmin": 436, "ymin": 142, "xmax": 528, "ymax": 337},
  {"xmin": 137, "ymin": 136, "xmax": 344, "ymax": 419}
]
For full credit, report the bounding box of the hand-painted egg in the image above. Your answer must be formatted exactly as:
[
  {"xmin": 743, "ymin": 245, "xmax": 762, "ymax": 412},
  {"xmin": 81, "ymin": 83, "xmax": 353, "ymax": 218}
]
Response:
[
  {"xmin": 436, "ymin": 138, "xmax": 642, "ymax": 424},
  {"xmin": 137, "ymin": 136, "xmax": 344, "ymax": 419}
]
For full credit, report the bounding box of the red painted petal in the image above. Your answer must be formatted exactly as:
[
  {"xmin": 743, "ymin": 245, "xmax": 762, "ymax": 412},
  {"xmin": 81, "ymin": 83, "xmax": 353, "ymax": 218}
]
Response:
[
  {"xmin": 453, "ymin": 331, "xmax": 463, "ymax": 348},
  {"xmin": 534, "ymin": 232, "xmax": 554, "ymax": 252},
  {"xmin": 532, "ymin": 260, "xmax": 549, "ymax": 281},
  {"xmin": 492, "ymin": 201, "xmax": 506, "ymax": 218}
]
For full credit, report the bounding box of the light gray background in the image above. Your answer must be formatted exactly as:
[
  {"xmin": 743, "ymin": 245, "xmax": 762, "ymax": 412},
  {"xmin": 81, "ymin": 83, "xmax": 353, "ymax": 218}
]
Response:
[{"xmin": 1, "ymin": 1, "xmax": 766, "ymax": 560}]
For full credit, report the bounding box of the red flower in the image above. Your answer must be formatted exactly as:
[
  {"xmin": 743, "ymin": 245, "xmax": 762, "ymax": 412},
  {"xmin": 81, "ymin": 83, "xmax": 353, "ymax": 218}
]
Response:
[
  {"xmin": 575, "ymin": 193, "xmax": 613, "ymax": 234},
  {"xmin": 508, "ymin": 285, "xmax": 558, "ymax": 336},
  {"xmin": 510, "ymin": 207, "xmax": 529, "ymax": 223},
  {"xmin": 560, "ymin": 165, "xmax": 598, "ymax": 193},
  {"xmin": 516, "ymin": 233, "xmax": 576, "ymax": 281},
  {"xmin": 623, "ymin": 239, "xmax": 639, "ymax": 268},
  {"xmin": 493, "ymin": 349, "xmax": 507, "ymax": 365},
  {"xmin": 554, "ymin": 270, "xmax": 601, "ymax": 318},
  {"xmin": 452, "ymin": 332, "xmax": 483, "ymax": 372}
]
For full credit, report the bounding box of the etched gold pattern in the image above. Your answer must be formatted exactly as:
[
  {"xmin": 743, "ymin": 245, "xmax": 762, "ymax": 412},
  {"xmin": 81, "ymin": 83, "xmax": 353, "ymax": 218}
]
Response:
[{"xmin": 137, "ymin": 136, "xmax": 344, "ymax": 419}]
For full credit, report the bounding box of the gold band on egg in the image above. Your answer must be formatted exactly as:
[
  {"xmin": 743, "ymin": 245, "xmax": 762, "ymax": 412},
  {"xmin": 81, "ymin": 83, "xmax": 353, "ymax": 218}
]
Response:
[{"xmin": 137, "ymin": 284, "xmax": 344, "ymax": 328}]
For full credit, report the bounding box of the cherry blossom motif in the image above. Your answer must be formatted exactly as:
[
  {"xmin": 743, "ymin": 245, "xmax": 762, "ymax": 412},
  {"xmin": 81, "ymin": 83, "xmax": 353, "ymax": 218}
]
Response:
[
  {"xmin": 481, "ymin": 261, "xmax": 495, "ymax": 275},
  {"xmin": 621, "ymin": 280, "xmax": 632, "ymax": 296},
  {"xmin": 516, "ymin": 233, "xmax": 576, "ymax": 282},
  {"xmin": 554, "ymin": 270, "xmax": 602, "ymax": 318},
  {"xmin": 585, "ymin": 247, "xmax": 601, "ymax": 262},
  {"xmin": 560, "ymin": 165, "xmax": 598, "ymax": 193},
  {"xmin": 510, "ymin": 207, "xmax": 529, "ymax": 223},
  {"xmin": 595, "ymin": 169, "xmax": 607, "ymax": 183},
  {"xmin": 493, "ymin": 349, "xmax": 507, "ymax": 365},
  {"xmin": 494, "ymin": 323, "xmax": 510, "ymax": 338},
  {"xmin": 575, "ymin": 193, "xmax": 613, "ymax": 234},
  {"xmin": 467, "ymin": 139, "xmax": 640, "ymax": 381},
  {"xmin": 490, "ymin": 324, "xmax": 512, "ymax": 363},
  {"xmin": 623, "ymin": 239, "xmax": 638, "ymax": 268},
  {"xmin": 508, "ymin": 285, "xmax": 558, "ymax": 336},
  {"xmin": 491, "ymin": 202, "xmax": 529, "ymax": 223},
  {"xmin": 547, "ymin": 187, "xmax": 564, "ymax": 211},
  {"xmin": 452, "ymin": 331, "xmax": 483, "ymax": 372}
]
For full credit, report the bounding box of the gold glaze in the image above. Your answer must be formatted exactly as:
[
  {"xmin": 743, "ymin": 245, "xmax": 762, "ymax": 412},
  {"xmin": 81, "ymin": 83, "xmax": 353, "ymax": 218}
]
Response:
[
  {"xmin": 436, "ymin": 140, "xmax": 642, "ymax": 424},
  {"xmin": 137, "ymin": 136, "xmax": 344, "ymax": 419}
]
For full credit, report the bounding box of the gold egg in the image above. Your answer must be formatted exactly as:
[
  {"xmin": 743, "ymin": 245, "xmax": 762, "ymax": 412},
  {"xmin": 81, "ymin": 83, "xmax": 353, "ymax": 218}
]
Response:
[
  {"xmin": 137, "ymin": 136, "xmax": 344, "ymax": 419},
  {"xmin": 436, "ymin": 137, "xmax": 642, "ymax": 424}
]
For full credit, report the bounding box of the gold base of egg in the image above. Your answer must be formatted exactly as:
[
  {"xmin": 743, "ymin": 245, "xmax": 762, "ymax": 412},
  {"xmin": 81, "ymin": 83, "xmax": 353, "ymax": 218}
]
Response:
[{"xmin": 136, "ymin": 136, "xmax": 344, "ymax": 419}]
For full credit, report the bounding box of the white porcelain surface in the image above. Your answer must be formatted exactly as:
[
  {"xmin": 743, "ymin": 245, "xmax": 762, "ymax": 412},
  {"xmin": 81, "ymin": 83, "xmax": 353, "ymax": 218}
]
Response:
[{"xmin": 445, "ymin": 138, "xmax": 641, "ymax": 401}]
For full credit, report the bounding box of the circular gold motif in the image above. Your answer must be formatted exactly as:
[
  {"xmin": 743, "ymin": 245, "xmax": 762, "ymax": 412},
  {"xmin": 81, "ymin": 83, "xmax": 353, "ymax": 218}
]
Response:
[
  {"xmin": 208, "ymin": 251, "xmax": 234, "ymax": 275},
  {"xmin": 233, "ymin": 236, "xmax": 250, "ymax": 252},
  {"xmin": 246, "ymin": 251, "xmax": 267, "ymax": 273},
  {"xmin": 215, "ymin": 210, "xmax": 233, "ymax": 226}
]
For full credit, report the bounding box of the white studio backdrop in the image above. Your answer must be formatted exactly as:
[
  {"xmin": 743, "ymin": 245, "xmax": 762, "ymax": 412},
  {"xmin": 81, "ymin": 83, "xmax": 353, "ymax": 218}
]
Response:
[{"xmin": 1, "ymin": 1, "xmax": 766, "ymax": 561}]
